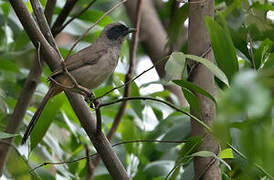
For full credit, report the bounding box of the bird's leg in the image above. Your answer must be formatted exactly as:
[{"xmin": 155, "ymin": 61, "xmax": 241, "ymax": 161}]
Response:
[
  {"xmin": 95, "ymin": 99, "xmax": 102, "ymax": 134},
  {"xmin": 89, "ymin": 92, "xmax": 102, "ymax": 133},
  {"xmin": 83, "ymin": 91, "xmax": 102, "ymax": 133},
  {"xmin": 84, "ymin": 91, "xmax": 97, "ymax": 108}
]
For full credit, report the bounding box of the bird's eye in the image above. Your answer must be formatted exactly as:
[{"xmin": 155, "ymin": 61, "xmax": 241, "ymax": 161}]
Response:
[{"xmin": 106, "ymin": 24, "xmax": 128, "ymax": 40}]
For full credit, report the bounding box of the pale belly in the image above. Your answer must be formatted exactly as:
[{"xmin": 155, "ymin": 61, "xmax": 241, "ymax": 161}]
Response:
[{"xmin": 70, "ymin": 50, "xmax": 119, "ymax": 90}]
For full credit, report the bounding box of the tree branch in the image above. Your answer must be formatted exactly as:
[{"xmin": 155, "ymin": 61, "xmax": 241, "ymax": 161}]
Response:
[
  {"xmin": 44, "ymin": 0, "xmax": 56, "ymax": 24},
  {"xmin": 7, "ymin": 0, "xmax": 129, "ymax": 179},
  {"xmin": 187, "ymin": 0, "xmax": 221, "ymax": 178},
  {"xmin": 99, "ymin": 96, "xmax": 211, "ymax": 131},
  {"xmin": 107, "ymin": 0, "xmax": 142, "ymax": 142},
  {"xmin": 124, "ymin": 0, "xmax": 187, "ymax": 106},
  {"xmin": 0, "ymin": 0, "xmax": 57, "ymax": 174},
  {"xmin": 51, "ymin": 0, "xmax": 79, "ymax": 36},
  {"xmin": 57, "ymin": 0, "xmax": 97, "ymax": 35},
  {"xmin": 30, "ymin": 139, "xmax": 186, "ymax": 172},
  {"xmin": 91, "ymin": 0, "xmax": 143, "ymax": 172}
]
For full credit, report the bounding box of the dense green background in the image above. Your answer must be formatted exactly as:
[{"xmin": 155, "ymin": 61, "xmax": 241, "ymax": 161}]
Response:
[{"xmin": 0, "ymin": 0, "xmax": 273, "ymax": 179}]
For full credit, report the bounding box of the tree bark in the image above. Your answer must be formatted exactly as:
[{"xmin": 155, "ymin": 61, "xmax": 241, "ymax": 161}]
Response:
[
  {"xmin": 3, "ymin": 1, "xmax": 129, "ymax": 179},
  {"xmin": 0, "ymin": 0, "xmax": 57, "ymax": 174},
  {"xmin": 188, "ymin": 0, "xmax": 221, "ymax": 179}
]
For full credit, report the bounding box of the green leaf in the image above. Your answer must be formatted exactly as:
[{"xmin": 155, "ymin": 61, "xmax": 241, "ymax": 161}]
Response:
[
  {"xmin": 168, "ymin": 3, "xmax": 189, "ymax": 45},
  {"xmin": 0, "ymin": 131, "xmax": 18, "ymax": 139},
  {"xmin": 165, "ymin": 136, "xmax": 201, "ymax": 179},
  {"xmin": 219, "ymin": 148, "xmax": 234, "ymax": 159},
  {"xmin": 25, "ymin": 1, "xmax": 33, "ymax": 13},
  {"xmin": 263, "ymin": 52, "xmax": 274, "ymax": 69},
  {"xmin": 229, "ymin": 27, "xmax": 250, "ymax": 61},
  {"xmin": 191, "ymin": 150, "xmax": 231, "ymax": 170},
  {"xmin": 30, "ymin": 93, "xmax": 65, "ymax": 150},
  {"xmin": 156, "ymin": 117, "xmax": 190, "ymax": 151},
  {"xmin": 205, "ymin": 17, "xmax": 238, "ymax": 82},
  {"xmin": 143, "ymin": 160, "xmax": 174, "ymax": 177},
  {"xmin": 191, "ymin": 150, "xmax": 214, "ymax": 157},
  {"xmin": 182, "ymin": 88, "xmax": 200, "ymax": 113},
  {"xmin": 129, "ymin": 82, "xmax": 144, "ymax": 119},
  {"xmin": 254, "ymin": 39, "xmax": 273, "ymax": 69},
  {"xmin": 77, "ymin": 10, "xmax": 113, "ymax": 26},
  {"xmin": 251, "ymin": 2, "xmax": 274, "ymax": 11},
  {"xmin": 173, "ymin": 79, "xmax": 217, "ymax": 105},
  {"xmin": 178, "ymin": 136, "xmax": 202, "ymax": 164},
  {"xmin": 165, "ymin": 52, "xmax": 186, "ymax": 81},
  {"xmin": 185, "ymin": 53, "xmax": 229, "ymax": 86},
  {"xmin": 119, "ymin": 118, "xmax": 137, "ymax": 153},
  {"xmin": 0, "ymin": 59, "xmax": 20, "ymax": 73},
  {"xmin": 0, "ymin": 2, "xmax": 10, "ymax": 18}
]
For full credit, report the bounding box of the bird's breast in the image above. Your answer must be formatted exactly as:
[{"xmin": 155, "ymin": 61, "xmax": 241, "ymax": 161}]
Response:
[{"xmin": 71, "ymin": 47, "xmax": 120, "ymax": 90}]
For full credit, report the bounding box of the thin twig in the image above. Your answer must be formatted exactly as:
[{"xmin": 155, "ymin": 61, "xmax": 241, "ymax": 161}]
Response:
[
  {"xmin": 177, "ymin": 0, "xmax": 208, "ymax": 4},
  {"xmin": 95, "ymin": 55, "xmax": 170, "ymax": 100},
  {"xmin": 85, "ymin": 144, "xmax": 94, "ymax": 180},
  {"xmin": 187, "ymin": 45, "xmax": 212, "ymax": 81},
  {"xmin": 107, "ymin": 0, "xmax": 143, "ymax": 141},
  {"xmin": 57, "ymin": 0, "xmax": 97, "ymax": 35},
  {"xmin": 8, "ymin": 1, "xmax": 130, "ymax": 178},
  {"xmin": 91, "ymin": 0, "xmax": 143, "ymax": 171},
  {"xmin": 65, "ymin": 0, "xmax": 128, "ymax": 60},
  {"xmin": 30, "ymin": 139, "xmax": 186, "ymax": 172},
  {"xmin": 44, "ymin": 0, "xmax": 56, "ymax": 24},
  {"xmin": 48, "ymin": 76, "xmax": 73, "ymax": 89},
  {"xmin": 228, "ymin": 144, "xmax": 274, "ymax": 180},
  {"xmin": 51, "ymin": 0, "xmax": 79, "ymax": 36},
  {"xmin": 247, "ymin": 32, "xmax": 256, "ymax": 69},
  {"xmin": 0, "ymin": 0, "xmax": 58, "ymax": 173},
  {"xmin": 97, "ymin": 51, "xmax": 218, "ymax": 100},
  {"xmin": 99, "ymin": 96, "xmax": 211, "ymax": 131}
]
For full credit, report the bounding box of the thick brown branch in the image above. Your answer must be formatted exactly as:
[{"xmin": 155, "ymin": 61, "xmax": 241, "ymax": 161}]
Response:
[
  {"xmin": 0, "ymin": 1, "xmax": 56, "ymax": 174},
  {"xmin": 187, "ymin": 0, "xmax": 221, "ymax": 178},
  {"xmin": 30, "ymin": 0, "xmax": 60, "ymax": 53},
  {"xmin": 8, "ymin": 0, "xmax": 129, "ymax": 179}
]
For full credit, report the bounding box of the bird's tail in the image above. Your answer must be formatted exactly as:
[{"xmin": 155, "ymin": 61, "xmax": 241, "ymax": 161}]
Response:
[{"xmin": 21, "ymin": 87, "xmax": 55, "ymax": 144}]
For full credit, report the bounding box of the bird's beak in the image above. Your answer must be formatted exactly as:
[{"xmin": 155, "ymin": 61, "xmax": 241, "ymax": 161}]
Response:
[
  {"xmin": 127, "ymin": 28, "xmax": 136, "ymax": 33},
  {"xmin": 124, "ymin": 28, "xmax": 136, "ymax": 36}
]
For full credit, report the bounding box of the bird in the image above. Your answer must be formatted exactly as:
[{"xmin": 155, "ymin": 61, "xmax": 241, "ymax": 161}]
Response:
[{"xmin": 21, "ymin": 23, "xmax": 136, "ymax": 144}]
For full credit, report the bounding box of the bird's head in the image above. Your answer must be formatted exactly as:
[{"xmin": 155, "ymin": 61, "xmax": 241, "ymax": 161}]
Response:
[{"xmin": 99, "ymin": 23, "xmax": 136, "ymax": 46}]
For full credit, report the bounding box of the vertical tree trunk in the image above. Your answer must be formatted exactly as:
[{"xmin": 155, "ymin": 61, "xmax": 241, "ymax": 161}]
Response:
[{"xmin": 188, "ymin": 0, "xmax": 221, "ymax": 179}]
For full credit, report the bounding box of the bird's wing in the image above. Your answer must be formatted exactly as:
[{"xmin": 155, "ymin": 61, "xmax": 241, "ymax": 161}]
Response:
[{"xmin": 51, "ymin": 45, "xmax": 107, "ymax": 77}]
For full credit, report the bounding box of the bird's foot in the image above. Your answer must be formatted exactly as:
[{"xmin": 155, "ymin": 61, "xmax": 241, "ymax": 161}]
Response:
[
  {"xmin": 84, "ymin": 91, "xmax": 96, "ymax": 108},
  {"xmin": 84, "ymin": 92, "xmax": 102, "ymax": 133}
]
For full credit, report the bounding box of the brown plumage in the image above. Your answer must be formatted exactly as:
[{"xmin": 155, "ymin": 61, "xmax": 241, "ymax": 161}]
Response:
[{"xmin": 21, "ymin": 23, "xmax": 135, "ymax": 144}]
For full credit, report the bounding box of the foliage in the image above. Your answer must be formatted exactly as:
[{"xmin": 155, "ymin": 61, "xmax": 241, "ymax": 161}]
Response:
[{"xmin": 0, "ymin": 0, "xmax": 273, "ymax": 179}]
